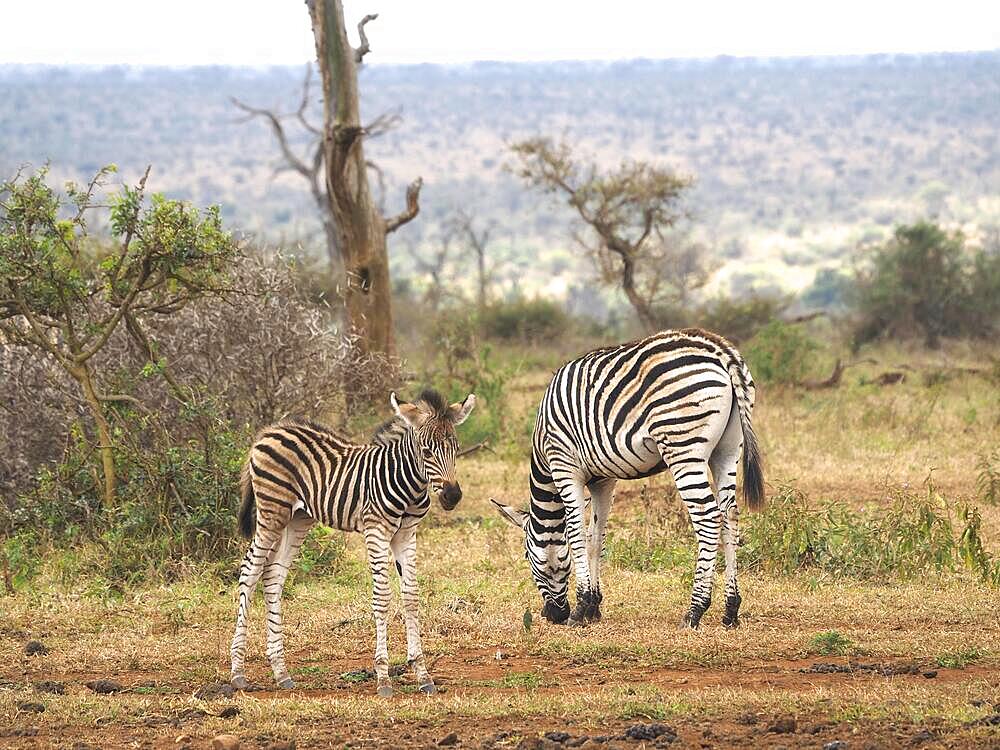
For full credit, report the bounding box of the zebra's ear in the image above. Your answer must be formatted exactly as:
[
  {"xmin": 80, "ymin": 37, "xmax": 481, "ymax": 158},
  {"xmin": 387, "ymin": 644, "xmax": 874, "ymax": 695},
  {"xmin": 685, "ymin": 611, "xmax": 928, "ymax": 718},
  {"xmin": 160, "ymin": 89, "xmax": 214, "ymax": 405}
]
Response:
[
  {"xmin": 491, "ymin": 498, "xmax": 529, "ymax": 530},
  {"xmin": 390, "ymin": 392, "xmax": 424, "ymax": 428},
  {"xmin": 449, "ymin": 393, "xmax": 476, "ymax": 425}
]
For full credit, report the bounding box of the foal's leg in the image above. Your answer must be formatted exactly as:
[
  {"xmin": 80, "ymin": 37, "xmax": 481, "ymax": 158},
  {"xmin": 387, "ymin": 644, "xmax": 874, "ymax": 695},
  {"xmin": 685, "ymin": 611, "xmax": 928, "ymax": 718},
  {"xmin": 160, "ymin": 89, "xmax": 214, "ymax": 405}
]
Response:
[
  {"xmin": 364, "ymin": 520, "xmax": 396, "ymax": 697},
  {"xmin": 230, "ymin": 522, "xmax": 283, "ymax": 689},
  {"xmin": 584, "ymin": 477, "xmax": 616, "ymax": 622},
  {"xmin": 390, "ymin": 521, "xmax": 435, "ymax": 693},
  {"xmin": 710, "ymin": 405, "xmax": 744, "ymax": 628},
  {"xmin": 263, "ymin": 513, "xmax": 315, "ymax": 688}
]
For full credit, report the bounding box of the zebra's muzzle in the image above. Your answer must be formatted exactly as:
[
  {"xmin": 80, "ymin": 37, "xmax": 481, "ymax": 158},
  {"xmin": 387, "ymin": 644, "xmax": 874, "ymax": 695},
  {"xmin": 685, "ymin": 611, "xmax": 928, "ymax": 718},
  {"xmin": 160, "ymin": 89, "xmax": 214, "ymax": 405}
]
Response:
[{"xmin": 439, "ymin": 481, "xmax": 462, "ymax": 510}]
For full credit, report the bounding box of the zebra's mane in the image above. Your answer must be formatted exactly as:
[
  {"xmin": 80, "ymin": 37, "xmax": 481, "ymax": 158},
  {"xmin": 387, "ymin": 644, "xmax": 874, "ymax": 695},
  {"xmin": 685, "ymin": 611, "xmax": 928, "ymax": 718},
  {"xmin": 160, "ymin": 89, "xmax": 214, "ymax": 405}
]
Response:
[{"xmin": 369, "ymin": 389, "xmax": 450, "ymax": 445}]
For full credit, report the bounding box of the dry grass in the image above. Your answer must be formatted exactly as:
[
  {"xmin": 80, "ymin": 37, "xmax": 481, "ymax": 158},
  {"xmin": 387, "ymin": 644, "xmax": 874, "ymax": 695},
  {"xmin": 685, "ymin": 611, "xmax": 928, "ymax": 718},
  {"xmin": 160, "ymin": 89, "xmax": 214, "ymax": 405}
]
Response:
[{"xmin": 2, "ymin": 343, "xmax": 999, "ymax": 747}]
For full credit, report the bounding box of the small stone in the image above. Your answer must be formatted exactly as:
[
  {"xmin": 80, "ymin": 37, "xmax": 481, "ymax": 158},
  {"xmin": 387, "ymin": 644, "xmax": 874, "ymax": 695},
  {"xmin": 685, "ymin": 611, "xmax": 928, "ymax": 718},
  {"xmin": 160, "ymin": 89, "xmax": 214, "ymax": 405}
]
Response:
[
  {"xmin": 34, "ymin": 680, "xmax": 65, "ymax": 694},
  {"xmin": 823, "ymin": 742, "xmax": 848, "ymax": 750},
  {"xmin": 195, "ymin": 682, "xmax": 235, "ymax": 700},
  {"xmin": 545, "ymin": 732, "xmax": 571, "ymax": 743},
  {"xmin": 218, "ymin": 706, "xmax": 240, "ymax": 719},
  {"xmin": 565, "ymin": 739, "xmax": 588, "ymax": 748},
  {"xmin": 264, "ymin": 742, "xmax": 295, "ymax": 750},
  {"xmin": 911, "ymin": 729, "xmax": 936, "ymax": 744},
  {"xmin": 767, "ymin": 717, "xmax": 797, "ymax": 734},
  {"xmin": 921, "ymin": 670, "xmax": 937, "ymax": 679},
  {"xmin": 212, "ymin": 735, "xmax": 241, "ymax": 750},
  {"xmin": 24, "ymin": 641, "xmax": 49, "ymax": 656},
  {"xmin": 439, "ymin": 732, "xmax": 460, "ymax": 746},
  {"xmin": 516, "ymin": 739, "xmax": 544, "ymax": 750},
  {"xmin": 735, "ymin": 713, "xmax": 758, "ymax": 726},
  {"xmin": 85, "ymin": 679, "xmax": 123, "ymax": 694},
  {"xmin": 17, "ymin": 701, "xmax": 45, "ymax": 713}
]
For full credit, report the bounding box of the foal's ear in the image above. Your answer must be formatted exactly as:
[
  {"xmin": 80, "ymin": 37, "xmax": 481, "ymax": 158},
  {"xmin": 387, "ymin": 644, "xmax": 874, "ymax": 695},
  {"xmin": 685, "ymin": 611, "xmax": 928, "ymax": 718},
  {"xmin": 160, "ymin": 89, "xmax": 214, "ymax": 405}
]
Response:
[
  {"xmin": 448, "ymin": 393, "xmax": 476, "ymax": 425},
  {"xmin": 490, "ymin": 498, "xmax": 529, "ymax": 530},
  {"xmin": 390, "ymin": 392, "xmax": 424, "ymax": 429}
]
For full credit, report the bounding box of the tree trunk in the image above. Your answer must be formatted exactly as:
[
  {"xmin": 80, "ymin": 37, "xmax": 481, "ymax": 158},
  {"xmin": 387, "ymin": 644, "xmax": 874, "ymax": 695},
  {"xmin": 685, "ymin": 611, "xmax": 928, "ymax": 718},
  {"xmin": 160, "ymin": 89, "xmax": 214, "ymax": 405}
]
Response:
[
  {"xmin": 72, "ymin": 365, "xmax": 116, "ymax": 507},
  {"xmin": 308, "ymin": 0, "xmax": 395, "ymax": 356},
  {"xmin": 620, "ymin": 254, "xmax": 659, "ymax": 332}
]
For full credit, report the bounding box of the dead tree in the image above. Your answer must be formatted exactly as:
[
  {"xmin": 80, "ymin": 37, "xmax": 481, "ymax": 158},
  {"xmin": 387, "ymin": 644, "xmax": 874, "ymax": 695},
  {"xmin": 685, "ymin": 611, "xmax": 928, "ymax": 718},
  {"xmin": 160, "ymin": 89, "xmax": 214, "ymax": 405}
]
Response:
[
  {"xmin": 232, "ymin": 65, "xmax": 401, "ymax": 284},
  {"xmin": 511, "ymin": 138, "xmax": 697, "ymax": 332},
  {"xmin": 406, "ymin": 235, "xmax": 454, "ymax": 312},
  {"xmin": 449, "ymin": 209, "xmax": 495, "ymax": 310},
  {"xmin": 306, "ymin": 1, "xmax": 422, "ymax": 357}
]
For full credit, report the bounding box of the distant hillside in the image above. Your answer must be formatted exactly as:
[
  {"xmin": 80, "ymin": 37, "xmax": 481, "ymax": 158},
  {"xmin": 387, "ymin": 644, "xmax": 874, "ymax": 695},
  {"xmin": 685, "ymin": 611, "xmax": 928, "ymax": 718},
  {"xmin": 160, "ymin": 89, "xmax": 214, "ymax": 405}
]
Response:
[{"xmin": 1, "ymin": 53, "xmax": 998, "ymax": 304}]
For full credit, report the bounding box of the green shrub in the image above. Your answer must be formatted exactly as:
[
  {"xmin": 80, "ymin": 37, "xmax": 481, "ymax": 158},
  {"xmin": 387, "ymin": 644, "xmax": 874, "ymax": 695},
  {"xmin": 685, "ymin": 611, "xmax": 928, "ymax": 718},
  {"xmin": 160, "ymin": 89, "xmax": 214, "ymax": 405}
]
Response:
[
  {"xmin": 742, "ymin": 485, "xmax": 1000, "ymax": 584},
  {"xmin": 851, "ymin": 221, "xmax": 1000, "ymax": 349},
  {"xmin": 697, "ymin": 295, "xmax": 786, "ymax": 344},
  {"xmin": 478, "ymin": 298, "xmax": 569, "ymax": 342},
  {"xmin": 744, "ymin": 320, "xmax": 819, "ymax": 384}
]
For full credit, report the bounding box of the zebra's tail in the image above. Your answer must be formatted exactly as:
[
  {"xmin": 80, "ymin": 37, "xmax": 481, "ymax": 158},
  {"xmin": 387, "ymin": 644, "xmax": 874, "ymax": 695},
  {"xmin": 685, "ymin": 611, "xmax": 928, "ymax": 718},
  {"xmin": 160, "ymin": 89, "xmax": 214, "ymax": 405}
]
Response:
[
  {"xmin": 727, "ymin": 359, "xmax": 765, "ymax": 511},
  {"xmin": 237, "ymin": 461, "xmax": 256, "ymax": 540}
]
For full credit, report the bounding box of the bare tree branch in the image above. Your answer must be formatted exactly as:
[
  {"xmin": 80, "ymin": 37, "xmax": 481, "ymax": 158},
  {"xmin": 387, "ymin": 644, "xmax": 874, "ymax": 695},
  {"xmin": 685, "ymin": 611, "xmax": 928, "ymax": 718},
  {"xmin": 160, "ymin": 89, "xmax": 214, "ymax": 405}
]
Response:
[
  {"xmin": 355, "ymin": 13, "xmax": 378, "ymax": 63},
  {"xmin": 231, "ymin": 97, "xmax": 313, "ymax": 179},
  {"xmin": 385, "ymin": 177, "xmax": 423, "ymax": 234}
]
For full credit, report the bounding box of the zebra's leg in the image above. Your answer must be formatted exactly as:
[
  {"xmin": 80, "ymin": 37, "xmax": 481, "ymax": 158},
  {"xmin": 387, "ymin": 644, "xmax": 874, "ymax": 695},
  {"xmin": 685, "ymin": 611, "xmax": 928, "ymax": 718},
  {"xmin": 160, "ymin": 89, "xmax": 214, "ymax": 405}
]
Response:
[
  {"xmin": 551, "ymin": 472, "xmax": 596, "ymax": 626},
  {"xmin": 263, "ymin": 513, "xmax": 314, "ymax": 689},
  {"xmin": 584, "ymin": 477, "xmax": 616, "ymax": 622},
  {"xmin": 364, "ymin": 521, "xmax": 395, "ymax": 697},
  {"xmin": 230, "ymin": 524, "xmax": 283, "ymax": 690},
  {"xmin": 390, "ymin": 521, "xmax": 435, "ymax": 694},
  {"xmin": 711, "ymin": 406, "xmax": 744, "ymax": 628},
  {"xmin": 663, "ymin": 448, "xmax": 722, "ymax": 629}
]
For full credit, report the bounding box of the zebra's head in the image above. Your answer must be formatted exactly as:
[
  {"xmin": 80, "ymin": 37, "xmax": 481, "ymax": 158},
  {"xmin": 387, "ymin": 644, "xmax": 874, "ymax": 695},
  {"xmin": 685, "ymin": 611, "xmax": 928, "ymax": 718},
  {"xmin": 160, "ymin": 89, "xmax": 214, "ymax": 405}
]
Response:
[
  {"xmin": 390, "ymin": 390, "xmax": 476, "ymax": 511},
  {"xmin": 490, "ymin": 500, "xmax": 572, "ymax": 624}
]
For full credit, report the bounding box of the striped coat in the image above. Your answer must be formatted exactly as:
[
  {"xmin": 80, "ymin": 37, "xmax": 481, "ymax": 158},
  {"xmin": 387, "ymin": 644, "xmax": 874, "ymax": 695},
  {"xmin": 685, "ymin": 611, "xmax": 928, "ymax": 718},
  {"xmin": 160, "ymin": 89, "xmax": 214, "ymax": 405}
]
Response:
[
  {"xmin": 494, "ymin": 328, "xmax": 763, "ymax": 628},
  {"xmin": 230, "ymin": 390, "xmax": 475, "ymax": 696}
]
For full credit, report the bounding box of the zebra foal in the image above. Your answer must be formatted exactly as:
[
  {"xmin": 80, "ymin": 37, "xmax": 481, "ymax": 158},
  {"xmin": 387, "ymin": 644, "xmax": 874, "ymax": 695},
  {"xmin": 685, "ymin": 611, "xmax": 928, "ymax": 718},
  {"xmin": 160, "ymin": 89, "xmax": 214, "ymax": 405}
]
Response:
[
  {"xmin": 493, "ymin": 328, "xmax": 764, "ymax": 629},
  {"xmin": 230, "ymin": 389, "xmax": 475, "ymax": 696}
]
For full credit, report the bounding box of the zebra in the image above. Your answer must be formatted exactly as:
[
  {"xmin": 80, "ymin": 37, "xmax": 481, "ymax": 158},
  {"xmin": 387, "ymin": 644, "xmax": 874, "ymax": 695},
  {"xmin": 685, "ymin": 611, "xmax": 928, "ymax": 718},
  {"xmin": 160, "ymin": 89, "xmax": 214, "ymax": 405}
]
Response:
[
  {"xmin": 492, "ymin": 328, "xmax": 763, "ymax": 629},
  {"xmin": 230, "ymin": 389, "xmax": 475, "ymax": 696}
]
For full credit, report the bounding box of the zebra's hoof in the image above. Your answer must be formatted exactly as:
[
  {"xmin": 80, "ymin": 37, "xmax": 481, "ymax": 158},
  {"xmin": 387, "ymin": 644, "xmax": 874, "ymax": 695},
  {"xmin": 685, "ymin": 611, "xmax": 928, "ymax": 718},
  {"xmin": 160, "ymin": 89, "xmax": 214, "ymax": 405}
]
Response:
[
  {"xmin": 231, "ymin": 675, "xmax": 249, "ymax": 691},
  {"xmin": 567, "ymin": 616, "xmax": 586, "ymax": 628},
  {"xmin": 377, "ymin": 684, "xmax": 394, "ymax": 698},
  {"xmin": 276, "ymin": 677, "xmax": 295, "ymax": 690},
  {"xmin": 722, "ymin": 616, "xmax": 740, "ymax": 629},
  {"xmin": 681, "ymin": 612, "xmax": 701, "ymax": 630},
  {"xmin": 419, "ymin": 680, "xmax": 437, "ymax": 695}
]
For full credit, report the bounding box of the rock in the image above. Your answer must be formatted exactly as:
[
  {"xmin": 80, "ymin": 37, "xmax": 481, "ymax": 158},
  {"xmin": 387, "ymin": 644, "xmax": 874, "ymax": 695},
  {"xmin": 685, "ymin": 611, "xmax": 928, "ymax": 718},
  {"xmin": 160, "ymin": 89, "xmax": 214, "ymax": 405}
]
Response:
[
  {"xmin": 921, "ymin": 670, "xmax": 937, "ymax": 679},
  {"xmin": 195, "ymin": 682, "xmax": 235, "ymax": 700},
  {"xmin": 211, "ymin": 735, "xmax": 241, "ymax": 750},
  {"xmin": 85, "ymin": 679, "xmax": 123, "ymax": 694},
  {"xmin": 911, "ymin": 729, "xmax": 937, "ymax": 743},
  {"xmin": 439, "ymin": 732, "xmax": 460, "ymax": 746},
  {"xmin": 823, "ymin": 742, "xmax": 848, "ymax": 750},
  {"xmin": 516, "ymin": 739, "xmax": 545, "ymax": 750},
  {"xmin": 624, "ymin": 724, "xmax": 675, "ymax": 741},
  {"xmin": 264, "ymin": 742, "xmax": 295, "ymax": 750},
  {"xmin": 17, "ymin": 701, "xmax": 45, "ymax": 713},
  {"xmin": 24, "ymin": 641, "xmax": 49, "ymax": 656},
  {"xmin": 545, "ymin": 732, "xmax": 571, "ymax": 743},
  {"xmin": 34, "ymin": 680, "xmax": 65, "ymax": 694},
  {"xmin": 565, "ymin": 739, "xmax": 588, "ymax": 748},
  {"xmin": 218, "ymin": 706, "xmax": 241, "ymax": 718},
  {"xmin": 767, "ymin": 717, "xmax": 797, "ymax": 734},
  {"xmin": 735, "ymin": 713, "xmax": 758, "ymax": 726}
]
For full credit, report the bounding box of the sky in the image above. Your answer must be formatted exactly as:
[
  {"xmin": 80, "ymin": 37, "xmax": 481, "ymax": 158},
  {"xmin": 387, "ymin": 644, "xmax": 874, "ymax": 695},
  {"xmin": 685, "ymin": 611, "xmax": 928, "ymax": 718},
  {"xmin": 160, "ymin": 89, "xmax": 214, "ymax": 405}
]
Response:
[{"xmin": 2, "ymin": 0, "xmax": 998, "ymax": 66}]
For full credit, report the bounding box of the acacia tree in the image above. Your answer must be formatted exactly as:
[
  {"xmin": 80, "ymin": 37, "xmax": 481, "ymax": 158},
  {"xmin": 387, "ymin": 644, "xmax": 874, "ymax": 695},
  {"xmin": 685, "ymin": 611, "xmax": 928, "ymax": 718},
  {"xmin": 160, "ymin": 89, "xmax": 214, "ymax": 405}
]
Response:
[
  {"xmin": 511, "ymin": 138, "xmax": 702, "ymax": 331},
  {"xmin": 306, "ymin": 1, "xmax": 423, "ymax": 356},
  {"xmin": 0, "ymin": 166, "xmax": 237, "ymax": 506}
]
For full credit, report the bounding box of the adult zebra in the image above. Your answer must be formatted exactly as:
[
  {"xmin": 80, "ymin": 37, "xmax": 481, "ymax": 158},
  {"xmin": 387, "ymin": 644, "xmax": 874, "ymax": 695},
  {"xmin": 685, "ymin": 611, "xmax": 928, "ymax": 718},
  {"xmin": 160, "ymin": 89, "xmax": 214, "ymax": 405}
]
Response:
[
  {"xmin": 230, "ymin": 389, "xmax": 475, "ymax": 696},
  {"xmin": 492, "ymin": 328, "xmax": 763, "ymax": 629}
]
